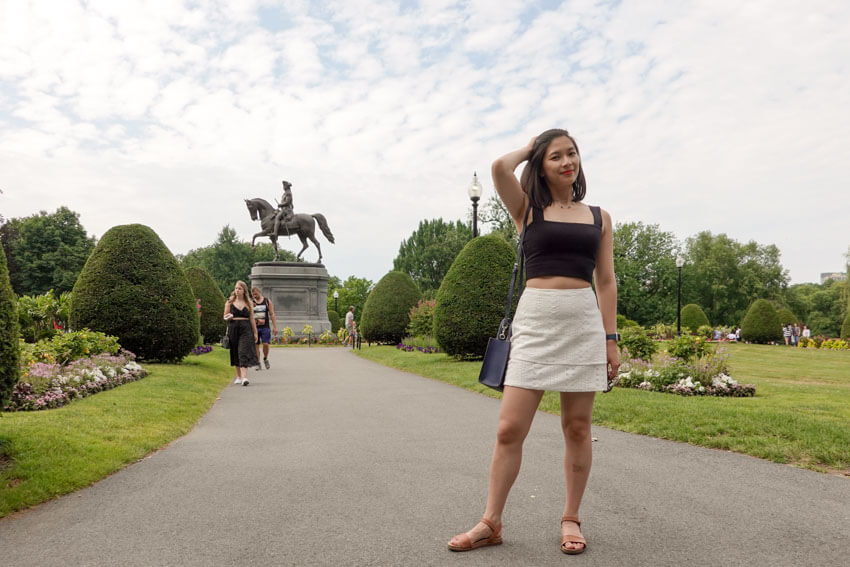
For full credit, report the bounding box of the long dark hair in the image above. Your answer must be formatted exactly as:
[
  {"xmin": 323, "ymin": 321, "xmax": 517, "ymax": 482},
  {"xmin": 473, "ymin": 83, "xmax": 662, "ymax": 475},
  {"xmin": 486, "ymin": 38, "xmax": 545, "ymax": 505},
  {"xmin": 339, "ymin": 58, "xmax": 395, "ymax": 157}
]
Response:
[{"xmin": 519, "ymin": 128, "xmax": 587, "ymax": 209}]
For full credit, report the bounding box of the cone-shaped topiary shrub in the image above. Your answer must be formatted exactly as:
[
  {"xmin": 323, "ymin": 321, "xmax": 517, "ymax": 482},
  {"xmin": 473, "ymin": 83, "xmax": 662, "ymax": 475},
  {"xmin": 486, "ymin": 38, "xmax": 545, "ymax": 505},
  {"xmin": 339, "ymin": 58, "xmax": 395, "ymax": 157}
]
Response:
[
  {"xmin": 0, "ymin": 247, "xmax": 20, "ymax": 407},
  {"xmin": 680, "ymin": 303, "xmax": 709, "ymax": 333},
  {"xmin": 841, "ymin": 311, "xmax": 850, "ymax": 340},
  {"xmin": 327, "ymin": 309, "xmax": 341, "ymax": 333},
  {"xmin": 360, "ymin": 271, "xmax": 421, "ymax": 344},
  {"xmin": 434, "ymin": 234, "xmax": 516, "ymax": 359},
  {"xmin": 741, "ymin": 299, "xmax": 782, "ymax": 344},
  {"xmin": 185, "ymin": 266, "xmax": 226, "ymax": 344},
  {"xmin": 775, "ymin": 307, "xmax": 797, "ymax": 325},
  {"xmin": 70, "ymin": 224, "xmax": 199, "ymax": 362}
]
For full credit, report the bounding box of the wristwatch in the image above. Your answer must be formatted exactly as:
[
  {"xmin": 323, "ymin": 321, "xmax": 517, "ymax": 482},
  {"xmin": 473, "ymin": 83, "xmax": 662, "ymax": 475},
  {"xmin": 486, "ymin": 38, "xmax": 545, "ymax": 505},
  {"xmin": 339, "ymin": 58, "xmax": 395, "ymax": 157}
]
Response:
[{"xmin": 605, "ymin": 333, "xmax": 621, "ymax": 342}]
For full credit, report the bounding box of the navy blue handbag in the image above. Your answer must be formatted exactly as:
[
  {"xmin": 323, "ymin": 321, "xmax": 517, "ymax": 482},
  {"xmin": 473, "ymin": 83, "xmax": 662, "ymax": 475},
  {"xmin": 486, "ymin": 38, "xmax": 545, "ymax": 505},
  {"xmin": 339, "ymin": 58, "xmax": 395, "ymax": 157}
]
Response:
[{"xmin": 478, "ymin": 207, "xmax": 528, "ymax": 391}]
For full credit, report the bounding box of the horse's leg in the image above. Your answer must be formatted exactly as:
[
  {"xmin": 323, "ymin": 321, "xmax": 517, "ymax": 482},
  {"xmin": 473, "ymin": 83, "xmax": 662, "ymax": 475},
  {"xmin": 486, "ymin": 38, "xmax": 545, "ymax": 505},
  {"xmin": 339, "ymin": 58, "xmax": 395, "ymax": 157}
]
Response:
[
  {"xmin": 309, "ymin": 234, "xmax": 322, "ymax": 263},
  {"xmin": 272, "ymin": 236, "xmax": 279, "ymax": 261},
  {"xmin": 251, "ymin": 231, "xmax": 266, "ymax": 247},
  {"xmin": 296, "ymin": 233, "xmax": 309, "ymax": 260}
]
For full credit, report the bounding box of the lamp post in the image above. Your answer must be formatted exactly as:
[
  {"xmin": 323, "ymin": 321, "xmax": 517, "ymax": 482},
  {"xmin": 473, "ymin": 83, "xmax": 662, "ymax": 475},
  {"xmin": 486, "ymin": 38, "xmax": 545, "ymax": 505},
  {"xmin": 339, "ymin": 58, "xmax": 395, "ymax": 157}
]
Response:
[
  {"xmin": 333, "ymin": 289, "xmax": 339, "ymax": 313},
  {"xmin": 676, "ymin": 254, "xmax": 684, "ymax": 336},
  {"xmin": 468, "ymin": 172, "xmax": 483, "ymax": 237}
]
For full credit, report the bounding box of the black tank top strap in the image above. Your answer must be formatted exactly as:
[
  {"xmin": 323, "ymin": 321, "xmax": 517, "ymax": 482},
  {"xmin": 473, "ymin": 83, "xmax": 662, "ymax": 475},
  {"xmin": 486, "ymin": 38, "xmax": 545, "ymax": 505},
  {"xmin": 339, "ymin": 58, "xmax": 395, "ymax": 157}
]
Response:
[
  {"xmin": 531, "ymin": 206, "xmax": 544, "ymax": 223},
  {"xmin": 590, "ymin": 205, "xmax": 602, "ymax": 227}
]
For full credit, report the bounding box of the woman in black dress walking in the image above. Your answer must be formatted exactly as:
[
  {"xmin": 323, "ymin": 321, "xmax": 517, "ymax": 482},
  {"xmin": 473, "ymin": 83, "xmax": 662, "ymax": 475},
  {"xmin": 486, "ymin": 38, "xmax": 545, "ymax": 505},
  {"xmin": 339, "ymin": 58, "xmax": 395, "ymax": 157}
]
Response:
[{"xmin": 223, "ymin": 280, "xmax": 259, "ymax": 386}]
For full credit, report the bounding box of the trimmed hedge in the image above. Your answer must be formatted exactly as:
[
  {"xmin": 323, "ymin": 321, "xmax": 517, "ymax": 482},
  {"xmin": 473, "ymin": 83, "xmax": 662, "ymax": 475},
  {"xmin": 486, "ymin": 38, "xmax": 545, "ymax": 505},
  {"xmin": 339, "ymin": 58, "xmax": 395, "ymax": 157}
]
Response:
[
  {"xmin": 775, "ymin": 307, "xmax": 797, "ymax": 325},
  {"xmin": 360, "ymin": 271, "xmax": 421, "ymax": 344},
  {"xmin": 327, "ymin": 309, "xmax": 341, "ymax": 333},
  {"xmin": 0, "ymin": 246, "xmax": 20, "ymax": 406},
  {"xmin": 70, "ymin": 224, "xmax": 199, "ymax": 362},
  {"xmin": 433, "ymin": 234, "xmax": 516, "ymax": 359},
  {"xmin": 185, "ymin": 266, "xmax": 226, "ymax": 344},
  {"xmin": 680, "ymin": 303, "xmax": 709, "ymax": 333},
  {"xmin": 741, "ymin": 299, "xmax": 782, "ymax": 344}
]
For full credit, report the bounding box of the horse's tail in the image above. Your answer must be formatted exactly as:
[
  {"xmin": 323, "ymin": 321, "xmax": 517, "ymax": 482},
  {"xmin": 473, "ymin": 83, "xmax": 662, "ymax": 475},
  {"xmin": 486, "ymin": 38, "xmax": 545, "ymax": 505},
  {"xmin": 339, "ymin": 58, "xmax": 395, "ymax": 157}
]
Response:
[{"xmin": 312, "ymin": 214, "xmax": 335, "ymax": 244}]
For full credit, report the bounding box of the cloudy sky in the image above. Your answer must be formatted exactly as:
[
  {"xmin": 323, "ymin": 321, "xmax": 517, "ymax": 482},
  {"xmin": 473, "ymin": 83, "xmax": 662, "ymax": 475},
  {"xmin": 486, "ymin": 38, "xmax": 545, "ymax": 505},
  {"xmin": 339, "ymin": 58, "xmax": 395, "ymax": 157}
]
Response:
[{"xmin": 1, "ymin": 0, "xmax": 848, "ymax": 286}]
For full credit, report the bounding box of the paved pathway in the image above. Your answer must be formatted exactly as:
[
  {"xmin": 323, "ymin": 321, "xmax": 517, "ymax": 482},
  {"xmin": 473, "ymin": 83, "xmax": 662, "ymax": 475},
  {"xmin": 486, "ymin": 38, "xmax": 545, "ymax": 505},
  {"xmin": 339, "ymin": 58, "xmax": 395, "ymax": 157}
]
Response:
[{"xmin": 1, "ymin": 348, "xmax": 848, "ymax": 566}]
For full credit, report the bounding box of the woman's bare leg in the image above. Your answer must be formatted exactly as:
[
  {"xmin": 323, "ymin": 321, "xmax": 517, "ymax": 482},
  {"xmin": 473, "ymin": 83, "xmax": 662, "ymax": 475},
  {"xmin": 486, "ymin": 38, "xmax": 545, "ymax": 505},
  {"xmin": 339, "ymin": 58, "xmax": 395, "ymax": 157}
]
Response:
[
  {"xmin": 559, "ymin": 391, "xmax": 595, "ymax": 551},
  {"xmin": 449, "ymin": 386, "xmax": 544, "ymax": 545}
]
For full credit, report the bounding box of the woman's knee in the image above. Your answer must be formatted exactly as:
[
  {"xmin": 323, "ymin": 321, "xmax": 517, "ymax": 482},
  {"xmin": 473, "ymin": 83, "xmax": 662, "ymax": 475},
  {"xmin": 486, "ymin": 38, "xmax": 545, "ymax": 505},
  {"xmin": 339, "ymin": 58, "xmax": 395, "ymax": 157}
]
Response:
[
  {"xmin": 561, "ymin": 416, "xmax": 591, "ymax": 443},
  {"xmin": 496, "ymin": 419, "xmax": 529, "ymax": 446}
]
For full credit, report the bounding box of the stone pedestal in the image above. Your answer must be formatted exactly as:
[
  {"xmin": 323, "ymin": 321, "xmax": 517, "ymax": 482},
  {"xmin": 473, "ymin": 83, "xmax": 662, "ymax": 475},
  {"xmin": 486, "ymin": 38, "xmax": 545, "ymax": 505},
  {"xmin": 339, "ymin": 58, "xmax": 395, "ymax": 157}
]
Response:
[{"xmin": 250, "ymin": 262, "xmax": 331, "ymax": 335}]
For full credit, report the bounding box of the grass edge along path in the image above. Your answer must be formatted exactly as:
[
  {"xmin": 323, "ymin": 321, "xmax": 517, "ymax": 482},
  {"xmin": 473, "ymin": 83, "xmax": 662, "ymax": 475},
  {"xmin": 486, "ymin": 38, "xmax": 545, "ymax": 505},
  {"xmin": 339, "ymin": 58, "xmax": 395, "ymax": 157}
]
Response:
[
  {"xmin": 0, "ymin": 348, "xmax": 233, "ymax": 518},
  {"xmin": 353, "ymin": 343, "xmax": 850, "ymax": 477}
]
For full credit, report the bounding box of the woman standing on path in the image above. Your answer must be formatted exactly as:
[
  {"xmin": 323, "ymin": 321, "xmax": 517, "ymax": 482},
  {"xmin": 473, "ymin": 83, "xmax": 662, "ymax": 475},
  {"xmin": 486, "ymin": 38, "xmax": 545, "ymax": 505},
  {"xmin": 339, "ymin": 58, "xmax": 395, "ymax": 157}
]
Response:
[
  {"xmin": 448, "ymin": 129, "xmax": 619, "ymax": 555},
  {"xmin": 223, "ymin": 280, "xmax": 259, "ymax": 386}
]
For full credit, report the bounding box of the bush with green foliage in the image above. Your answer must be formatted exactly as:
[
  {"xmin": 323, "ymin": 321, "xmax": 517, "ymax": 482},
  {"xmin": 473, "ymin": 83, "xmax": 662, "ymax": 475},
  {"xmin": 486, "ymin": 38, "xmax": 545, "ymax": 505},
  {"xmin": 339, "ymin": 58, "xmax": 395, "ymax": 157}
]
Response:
[
  {"xmin": 680, "ymin": 303, "xmax": 709, "ymax": 333},
  {"xmin": 184, "ymin": 266, "xmax": 226, "ymax": 344},
  {"xmin": 617, "ymin": 314, "xmax": 640, "ymax": 329},
  {"xmin": 696, "ymin": 325, "xmax": 714, "ymax": 339},
  {"xmin": 667, "ymin": 334, "xmax": 712, "ymax": 361},
  {"xmin": 17, "ymin": 290, "xmax": 70, "ymax": 343},
  {"xmin": 841, "ymin": 312, "xmax": 850, "ymax": 340},
  {"xmin": 0, "ymin": 247, "xmax": 20, "ymax": 406},
  {"xmin": 433, "ymin": 234, "xmax": 516, "ymax": 359},
  {"xmin": 407, "ymin": 299, "xmax": 436, "ymax": 338},
  {"xmin": 327, "ymin": 309, "xmax": 341, "ymax": 333},
  {"xmin": 619, "ymin": 326, "xmax": 658, "ymax": 361},
  {"xmin": 740, "ymin": 299, "xmax": 782, "ymax": 344},
  {"xmin": 19, "ymin": 330, "xmax": 121, "ymax": 367},
  {"xmin": 70, "ymin": 224, "xmax": 199, "ymax": 362},
  {"xmin": 360, "ymin": 271, "xmax": 421, "ymax": 344},
  {"xmin": 775, "ymin": 307, "xmax": 797, "ymax": 325}
]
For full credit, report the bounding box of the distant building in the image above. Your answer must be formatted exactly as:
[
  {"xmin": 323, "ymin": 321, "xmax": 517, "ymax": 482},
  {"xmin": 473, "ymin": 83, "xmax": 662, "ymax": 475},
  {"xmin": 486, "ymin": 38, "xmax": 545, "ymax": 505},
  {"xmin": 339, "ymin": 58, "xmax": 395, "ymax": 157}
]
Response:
[{"xmin": 820, "ymin": 272, "xmax": 847, "ymax": 284}]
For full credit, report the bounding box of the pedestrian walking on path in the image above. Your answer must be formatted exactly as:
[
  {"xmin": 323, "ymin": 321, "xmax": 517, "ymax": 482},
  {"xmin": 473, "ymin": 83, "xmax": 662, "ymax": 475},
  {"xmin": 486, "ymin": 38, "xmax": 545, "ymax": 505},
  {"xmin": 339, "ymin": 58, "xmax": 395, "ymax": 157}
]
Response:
[
  {"xmin": 223, "ymin": 280, "xmax": 258, "ymax": 386},
  {"xmin": 448, "ymin": 129, "xmax": 619, "ymax": 555}
]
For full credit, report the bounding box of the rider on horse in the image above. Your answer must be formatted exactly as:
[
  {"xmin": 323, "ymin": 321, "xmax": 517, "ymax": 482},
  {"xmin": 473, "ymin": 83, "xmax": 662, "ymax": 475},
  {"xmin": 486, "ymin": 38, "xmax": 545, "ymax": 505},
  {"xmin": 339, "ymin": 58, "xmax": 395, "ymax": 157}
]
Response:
[{"xmin": 273, "ymin": 180, "xmax": 294, "ymax": 237}]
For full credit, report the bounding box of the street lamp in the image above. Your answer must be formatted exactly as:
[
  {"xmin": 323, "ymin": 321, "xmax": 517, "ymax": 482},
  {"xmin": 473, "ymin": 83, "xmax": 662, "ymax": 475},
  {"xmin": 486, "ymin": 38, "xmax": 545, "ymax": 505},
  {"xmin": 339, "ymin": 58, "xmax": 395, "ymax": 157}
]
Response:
[
  {"xmin": 468, "ymin": 172, "xmax": 483, "ymax": 237},
  {"xmin": 333, "ymin": 289, "xmax": 339, "ymax": 313},
  {"xmin": 676, "ymin": 254, "xmax": 684, "ymax": 336}
]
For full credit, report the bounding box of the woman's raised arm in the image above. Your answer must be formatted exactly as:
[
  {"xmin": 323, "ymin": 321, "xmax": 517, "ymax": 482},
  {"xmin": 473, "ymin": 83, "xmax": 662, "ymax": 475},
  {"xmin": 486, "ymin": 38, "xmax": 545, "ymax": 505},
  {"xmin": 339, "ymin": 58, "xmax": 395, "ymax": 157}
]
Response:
[{"xmin": 491, "ymin": 137, "xmax": 535, "ymax": 227}]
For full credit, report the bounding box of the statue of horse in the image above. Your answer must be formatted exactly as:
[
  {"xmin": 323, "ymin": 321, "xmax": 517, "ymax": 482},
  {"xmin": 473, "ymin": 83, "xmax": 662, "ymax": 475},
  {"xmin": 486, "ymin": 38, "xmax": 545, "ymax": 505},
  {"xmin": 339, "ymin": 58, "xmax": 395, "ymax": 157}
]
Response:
[{"xmin": 245, "ymin": 198, "xmax": 335, "ymax": 263}]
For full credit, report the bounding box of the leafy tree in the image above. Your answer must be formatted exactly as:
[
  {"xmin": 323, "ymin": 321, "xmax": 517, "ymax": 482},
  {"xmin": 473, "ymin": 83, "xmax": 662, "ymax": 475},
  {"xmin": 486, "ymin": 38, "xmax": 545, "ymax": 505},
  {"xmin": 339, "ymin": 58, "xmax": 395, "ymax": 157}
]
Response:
[
  {"xmin": 179, "ymin": 225, "xmax": 295, "ymax": 296},
  {"xmin": 0, "ymin": 245, "xmax": 20, "ymax": 407},
  {"xmin": 360, "ymin": 271, "xmax": 421, "ymax": 344},
  {"xmin": 775, "ymin": 307, "xmax": 797, "ymax": 325},
  {"xmin": 184, "ymin": 266, "xmax": 227, "ymax": 344},
  {"xmin": 683, "ymin": 231, "xmax": 788, "ymax": 325},
  {"xmin": 479, "ymin": 196, "xmax": 518, "ymax": 245},
  {"xmin": 327, "ymin": 275, "xmax": 373, "ymax": 323},
  {"xmin": 784, "ymin": 280, "xmax": 845, "ymax": 336},
  {"xmin": 842, "ymin": 312, "xmax": 850, "ymax": 340},
  {"xmin": 71, "ymin": 224, "xmax": 199, "ymax": 362},
  {"xmin": 392, "ymin": 218, "xmax": 473, "ymax": 294},
  {"xmin": 613, "ymin": 222, "xmax": 679, "ymax": 325},
  {"xmin": 433, "ymin": 234, "xmax": 516, "ymax": 359},
  {"xmin": 1, "ymin": 207, "xmax": 96, "ymax": 296}
]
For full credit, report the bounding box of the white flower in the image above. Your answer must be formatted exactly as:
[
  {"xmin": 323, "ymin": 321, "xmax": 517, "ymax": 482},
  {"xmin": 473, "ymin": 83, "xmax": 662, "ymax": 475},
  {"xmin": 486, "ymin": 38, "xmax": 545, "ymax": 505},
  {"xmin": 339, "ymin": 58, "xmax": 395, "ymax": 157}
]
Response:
[
  {"xmin": 698, "ymin": 386, "xmax": 705, "ymax": 392},
  {"xmin": 124, "ymin": 361, "xmax": 142, "ymax": 372}
]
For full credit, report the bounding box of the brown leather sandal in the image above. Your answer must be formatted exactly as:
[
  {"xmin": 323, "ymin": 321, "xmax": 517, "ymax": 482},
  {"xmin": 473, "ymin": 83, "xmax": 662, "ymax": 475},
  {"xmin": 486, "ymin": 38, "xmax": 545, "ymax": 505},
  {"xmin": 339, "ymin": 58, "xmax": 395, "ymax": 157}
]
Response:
[
  {"xmin": 560, "ymin": 515, "xmax": 587, "ymax": 555},
  {"xmin": 447, "ymin": 518, "xmax": 503, "ymax": 552}
]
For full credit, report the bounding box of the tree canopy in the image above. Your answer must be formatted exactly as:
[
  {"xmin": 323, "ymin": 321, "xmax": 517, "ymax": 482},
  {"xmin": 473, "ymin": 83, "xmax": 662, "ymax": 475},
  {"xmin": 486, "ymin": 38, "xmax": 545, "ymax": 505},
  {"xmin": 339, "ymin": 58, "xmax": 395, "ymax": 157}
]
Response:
[
  {"xmin": 392, "ymin": 218, "xmax": 472, "ymax": 294},
  {"xmin": 326, "ymin": 275, "xmax": 373, "ymax": 323},
  {"xmin": 1, "ymin": 206, "xmax": 96, "ymax": 296},
  {"xmin": 683, "ymin": 231, "xmax": 788, "ymax": 325},
  {"xmin": 179, "ymin": 225, "xmax": 295, "ymax": 296},
  {"xmin": 613, "ymin": 222, "xmax": 679, "ymax": 326}
]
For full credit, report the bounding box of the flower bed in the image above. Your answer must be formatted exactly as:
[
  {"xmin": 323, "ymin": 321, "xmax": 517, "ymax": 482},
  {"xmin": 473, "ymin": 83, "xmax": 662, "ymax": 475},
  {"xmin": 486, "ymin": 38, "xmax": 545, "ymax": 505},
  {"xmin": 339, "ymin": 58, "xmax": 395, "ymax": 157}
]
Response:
[
  {"xmin": 396, "ymin": 342, "xmax": 440, "ymax": 354},
  {"xmin": 617, "ymin": 345, "xmax": 755, "ymax": 397},
  {"xmin": 4, "ymin": 350, "xmax": 147, "ymax": 411},
  {"xmin": 191, "ymin": 345, "xmax": 213, "ymax": 355}
]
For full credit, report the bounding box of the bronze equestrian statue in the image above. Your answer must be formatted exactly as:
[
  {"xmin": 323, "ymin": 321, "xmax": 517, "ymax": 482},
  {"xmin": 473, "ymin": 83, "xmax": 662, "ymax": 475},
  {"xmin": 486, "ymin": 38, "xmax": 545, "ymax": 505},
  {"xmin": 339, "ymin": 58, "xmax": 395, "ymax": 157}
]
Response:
[{"xmin": 245, "ymin": 180, "xmax": 335, "ymax": 263}]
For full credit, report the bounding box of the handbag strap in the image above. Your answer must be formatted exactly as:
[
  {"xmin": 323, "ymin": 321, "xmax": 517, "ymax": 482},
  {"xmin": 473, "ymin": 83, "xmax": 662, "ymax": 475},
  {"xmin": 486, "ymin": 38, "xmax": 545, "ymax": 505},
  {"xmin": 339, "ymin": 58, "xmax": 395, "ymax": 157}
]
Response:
[{"xmin": 498, "ymin": 204, "xmax": 530, "ymax": 339}]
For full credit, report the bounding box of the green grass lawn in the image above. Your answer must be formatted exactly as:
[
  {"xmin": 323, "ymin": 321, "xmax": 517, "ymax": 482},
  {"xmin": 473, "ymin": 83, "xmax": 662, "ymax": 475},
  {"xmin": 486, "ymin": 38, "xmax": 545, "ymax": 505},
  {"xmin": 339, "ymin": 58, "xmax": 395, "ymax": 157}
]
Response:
[
  {"xmin": 0, "ymin": 348, "xmax": 232, "ymax": 518},
  {"xmin": 355, "ymin": 342, "xmax": 850, "ymax": 476}
]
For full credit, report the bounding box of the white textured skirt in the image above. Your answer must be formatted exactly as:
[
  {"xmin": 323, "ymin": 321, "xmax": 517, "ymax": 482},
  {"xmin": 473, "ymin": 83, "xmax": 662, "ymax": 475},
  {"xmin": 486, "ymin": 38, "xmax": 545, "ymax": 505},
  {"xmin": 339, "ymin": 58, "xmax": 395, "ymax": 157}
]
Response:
[{"xmin": 503, "ymin": 287, "xmax": 607, "ymax": 392}]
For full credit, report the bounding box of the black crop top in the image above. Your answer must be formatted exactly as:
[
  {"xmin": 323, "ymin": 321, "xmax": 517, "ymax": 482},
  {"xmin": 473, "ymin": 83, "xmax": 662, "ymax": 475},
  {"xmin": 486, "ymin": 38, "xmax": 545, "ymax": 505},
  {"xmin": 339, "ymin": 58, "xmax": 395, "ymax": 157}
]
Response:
[
  {"xmin": 229, "ymin": 304, "xmax": 251, "ymax": 318},
  {"xmin": 523, "ymin": 205, "xmax": 602, "ymax": 282}
]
